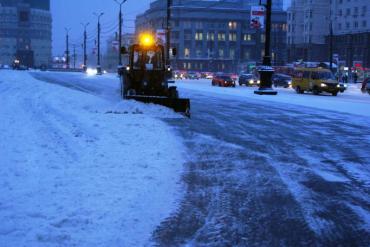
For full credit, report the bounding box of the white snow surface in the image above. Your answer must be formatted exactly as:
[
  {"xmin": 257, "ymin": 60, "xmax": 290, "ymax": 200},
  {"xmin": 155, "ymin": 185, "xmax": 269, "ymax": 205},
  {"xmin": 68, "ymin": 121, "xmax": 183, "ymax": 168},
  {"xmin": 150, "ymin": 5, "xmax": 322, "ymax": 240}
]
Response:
[
  {"xmin": 176, "ymin": 79, "xmax": 370, "ymax": 117},
  {"xmin": 0, "ymin": 70, "xmax": 185, "ymax": 247}
]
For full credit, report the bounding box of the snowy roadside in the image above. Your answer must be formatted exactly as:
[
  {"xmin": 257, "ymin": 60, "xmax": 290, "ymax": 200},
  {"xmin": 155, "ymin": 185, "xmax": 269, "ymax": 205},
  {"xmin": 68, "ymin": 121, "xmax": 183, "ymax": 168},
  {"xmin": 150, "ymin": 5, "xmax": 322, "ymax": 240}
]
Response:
[
  {"xmin": 0, "ymin": 70, "xmax": 185, "ymax": 246},
  {"xmin": 175, "ymin": 79, "xmax": 370, "ymax": 118}
]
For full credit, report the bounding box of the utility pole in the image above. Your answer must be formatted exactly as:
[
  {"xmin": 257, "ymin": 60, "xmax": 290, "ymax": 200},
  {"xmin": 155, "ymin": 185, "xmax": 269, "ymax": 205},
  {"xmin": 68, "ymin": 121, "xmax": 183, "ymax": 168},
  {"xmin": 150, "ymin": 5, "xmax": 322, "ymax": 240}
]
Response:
[
  {"xmin": 72, "ymin": 44, "xmax": 76, "ymax": 69},
  {"xmin": 94, "ymin": 12, "xmax": 104, "ymax": 75},
  {"xmin": 65, "ymin": 28, "xmax": 71, "ymax": 69},
  {"xmin": 329, "ymin": 0, "xmax": 334, "ymax": 72},
  {"xmin": 255, "ymin": 0, "xmax": 277, "ymax": 95},
  {"xmin": 81, "ymin": 22, "xmax": 89, "ymax": 72},
  {"xmin": 114, "ymin": 0, "xmax": 127, "ymax": 70},
  {"xmin": 166, "ymin": 0, "xmax": 172, "ymax": 65}
]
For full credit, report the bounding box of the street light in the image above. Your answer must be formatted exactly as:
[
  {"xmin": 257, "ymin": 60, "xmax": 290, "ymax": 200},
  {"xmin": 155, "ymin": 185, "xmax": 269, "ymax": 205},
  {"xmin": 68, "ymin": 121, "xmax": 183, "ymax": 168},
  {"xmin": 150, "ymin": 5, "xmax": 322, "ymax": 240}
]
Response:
[
  {"xmin": 94, "ymin": 12, "xmax": 104, "ymax": 75},
  {"xmin": 254, "ymin": 0, "xmax": 277, "ymax": 95},
  {"xmin": 81, "ymin": 22, "xmax": 89, "ymax": 72},
  {"xmin": 65, "ymin": 28, "xmax": 71, "ymax": 69},
  {"xmin": 114, "ymin": 0, "xmax": 128, "ymax": 70}
]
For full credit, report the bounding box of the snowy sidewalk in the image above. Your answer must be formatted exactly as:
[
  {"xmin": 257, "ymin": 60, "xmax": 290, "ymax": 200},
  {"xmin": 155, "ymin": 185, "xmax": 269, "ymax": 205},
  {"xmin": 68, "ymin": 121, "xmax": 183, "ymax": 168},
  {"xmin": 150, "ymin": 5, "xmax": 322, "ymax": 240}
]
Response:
[{"xmin": 0, "ymin": 70, "xmax": 185, "ymax": 246}]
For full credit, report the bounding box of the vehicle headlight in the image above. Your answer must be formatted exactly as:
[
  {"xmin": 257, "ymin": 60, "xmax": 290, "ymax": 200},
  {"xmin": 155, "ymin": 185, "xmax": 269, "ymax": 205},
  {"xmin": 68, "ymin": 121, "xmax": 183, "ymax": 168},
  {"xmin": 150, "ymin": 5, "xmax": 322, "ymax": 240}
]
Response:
[
  {"xmin": 249, "ymin": 80, "xmax": 254, "ymax": 84},
  {"xmin": 337, "ymin": 84, "xmax": 340, "ymax": 88},
  {"xmin": 287, "ymin": 80, "xmax": 292, "ymax": 84},
  {"xmin": 320, "ymin": 83, "xmax": 327, "ymax": 87}
]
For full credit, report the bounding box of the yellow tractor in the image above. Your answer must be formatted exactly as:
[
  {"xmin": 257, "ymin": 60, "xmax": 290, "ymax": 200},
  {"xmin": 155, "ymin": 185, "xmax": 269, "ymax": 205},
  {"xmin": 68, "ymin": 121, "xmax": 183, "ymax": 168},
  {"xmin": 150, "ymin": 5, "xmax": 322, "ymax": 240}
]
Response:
[{"xmin": 119, "ymin": 33, "xmax": 190, "ymax": 117}]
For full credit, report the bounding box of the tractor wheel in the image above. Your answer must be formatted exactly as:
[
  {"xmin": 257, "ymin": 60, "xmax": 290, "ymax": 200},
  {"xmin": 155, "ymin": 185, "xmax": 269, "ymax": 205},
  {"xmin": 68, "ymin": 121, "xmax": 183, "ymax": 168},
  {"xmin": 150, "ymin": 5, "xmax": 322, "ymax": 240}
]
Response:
[
  {"xmin": 120, "ymin": 78, "xmax": 127, "ymax": 99},
  {"xmin": 312, "ymin": 87, "xmax": 320, "ymax": 95},
  {"xmin": 295, "ymin": 86, "xmax": 303, "ymax": 94},
  {"xmin": 169, "ymin": 87, "xmax": 179, "ymax": 99}
]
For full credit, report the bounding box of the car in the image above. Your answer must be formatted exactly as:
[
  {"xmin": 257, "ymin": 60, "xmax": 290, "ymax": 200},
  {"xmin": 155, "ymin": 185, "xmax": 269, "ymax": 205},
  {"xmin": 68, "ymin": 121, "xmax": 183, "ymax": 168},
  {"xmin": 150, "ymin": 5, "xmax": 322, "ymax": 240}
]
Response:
[
  {"xmin": 292, "ymin": 68, "xmax": 340, "ymax": 96},
  {"xmin": 173, "ymin": 71, "xmax": 184, "ymax": 80},
  {"xmin": 272, "ymin": 73, "xmax": 292, "ymax": 88},
  {"xmin": 361, "ymin": 78, "xmax": 370, "ymax": 95},
  {"xmin": 186, "ymin": 71, "xmax": 200, "ymax": 80},
  {"xmin": 238, "ymin": 73, "xmax": 260, "ymax": 86},
  {"xmin": 212, "ymin": 74, "xmax": 236, "ymax": 87}
]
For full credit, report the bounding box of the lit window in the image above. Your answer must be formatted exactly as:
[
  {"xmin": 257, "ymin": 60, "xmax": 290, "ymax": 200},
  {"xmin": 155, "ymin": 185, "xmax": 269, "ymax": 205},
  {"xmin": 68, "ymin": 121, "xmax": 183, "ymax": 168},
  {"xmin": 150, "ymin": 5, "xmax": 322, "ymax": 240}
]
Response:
[
  {"xmin": 184, "ymin": 48, "xmax": 190, "ymax": 58},
  {"xmin": 229, "ymin": 33, "xmax": 237, "ymax": 42},
  {"xmin": 219, "ymin": 49, "xmax": 224, "ymax": 58},
  {"xmin": 243, "ymin": 34, "xmax": 252, "ymax": 41},
  {"xmin": 228, "ymin": 21, "xmax": 237, "ymax": 30},
  {"xmin": 207, "ymin": 32, "xmax": 215, "ymax": 41},
  {"xmin": 218, "ymin": 33, "xmax": 226, "ymax": 41},
  {"xmin": 195, "ymin": 32, "xmax": 203, "ymax": 41}
]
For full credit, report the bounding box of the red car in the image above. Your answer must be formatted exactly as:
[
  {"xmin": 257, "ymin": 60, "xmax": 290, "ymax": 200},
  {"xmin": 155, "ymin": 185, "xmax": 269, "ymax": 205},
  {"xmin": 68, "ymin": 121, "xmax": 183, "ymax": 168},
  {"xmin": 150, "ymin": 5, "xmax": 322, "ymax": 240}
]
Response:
[{"xmin": 212, "ymin": 74, "xmax": 236, "ymax": 87}]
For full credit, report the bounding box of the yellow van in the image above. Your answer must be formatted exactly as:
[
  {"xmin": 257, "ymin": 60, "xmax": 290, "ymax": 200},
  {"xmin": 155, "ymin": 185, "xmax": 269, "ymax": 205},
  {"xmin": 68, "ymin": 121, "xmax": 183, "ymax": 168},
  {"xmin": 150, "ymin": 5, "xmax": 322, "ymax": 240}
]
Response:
[{"xmin": 292, "ymin": 68, "xmax": 340, "ymax": 96}]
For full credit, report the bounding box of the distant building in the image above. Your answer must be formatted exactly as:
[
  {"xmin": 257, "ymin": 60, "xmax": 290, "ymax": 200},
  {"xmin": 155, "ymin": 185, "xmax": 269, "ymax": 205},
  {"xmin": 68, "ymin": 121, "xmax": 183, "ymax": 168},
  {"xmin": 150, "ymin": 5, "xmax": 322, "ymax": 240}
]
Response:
[
  {"xmin": 287, "ymin": 0, "xmax": 330, "ymax": 62},
  {"xmin": 0, "ymin": 0, "xmax": 52, "ymax": 67},
  {"xmin": 103, "ymin": 33, "xmax": 135, "ymax": 71},
  {"xmin": 135, "ymin": 0, "xmax": 287, "ymax": 72},
  {"xmin": 329, "ymin": 0, "xmax": 370, "ymax": 68}
]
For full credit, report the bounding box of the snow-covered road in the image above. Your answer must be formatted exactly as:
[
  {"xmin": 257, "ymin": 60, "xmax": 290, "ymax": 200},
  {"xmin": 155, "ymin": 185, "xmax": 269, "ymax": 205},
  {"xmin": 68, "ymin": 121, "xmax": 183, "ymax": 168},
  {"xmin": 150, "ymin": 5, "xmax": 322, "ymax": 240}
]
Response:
[
  {"xmin": 15, "ymin": 71, "xmax": 370, "ymax": 246},
  {"xmin": 0, "ymin": 70, "xmax": 185, "ymax": 246}
]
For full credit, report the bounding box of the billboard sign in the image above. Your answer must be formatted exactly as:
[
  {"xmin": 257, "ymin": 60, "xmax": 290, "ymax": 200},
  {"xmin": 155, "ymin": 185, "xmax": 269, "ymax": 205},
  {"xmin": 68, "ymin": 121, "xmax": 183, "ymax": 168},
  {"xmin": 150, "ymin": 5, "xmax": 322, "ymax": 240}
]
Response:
[
  {"xmin": 250, "ymin": 6, "xmax": 265, "ymax": 29},
  {"xmin": 156, "ymin": 29, "xmax": 166, "ymax": 44}
]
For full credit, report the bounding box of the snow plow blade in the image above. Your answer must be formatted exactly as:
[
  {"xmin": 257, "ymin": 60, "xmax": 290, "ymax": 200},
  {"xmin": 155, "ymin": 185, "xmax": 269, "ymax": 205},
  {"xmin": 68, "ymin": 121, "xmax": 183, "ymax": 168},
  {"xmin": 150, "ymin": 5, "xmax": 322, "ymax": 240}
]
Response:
[{"xmin": 126, "ymin": 96, "xmax": 191, "ymax": 117}]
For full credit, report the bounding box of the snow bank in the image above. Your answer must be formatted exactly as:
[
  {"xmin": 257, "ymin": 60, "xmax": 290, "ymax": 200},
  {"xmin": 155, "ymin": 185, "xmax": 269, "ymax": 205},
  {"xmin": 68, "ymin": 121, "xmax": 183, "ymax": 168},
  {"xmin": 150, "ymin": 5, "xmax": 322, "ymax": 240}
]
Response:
[
  {"xmin": 0, "ymin": 70, "xmax": 185, "ymax": 246},
  {"xmin": 176, "ymin": 79, "xmax": 370, "ymax": 117}
]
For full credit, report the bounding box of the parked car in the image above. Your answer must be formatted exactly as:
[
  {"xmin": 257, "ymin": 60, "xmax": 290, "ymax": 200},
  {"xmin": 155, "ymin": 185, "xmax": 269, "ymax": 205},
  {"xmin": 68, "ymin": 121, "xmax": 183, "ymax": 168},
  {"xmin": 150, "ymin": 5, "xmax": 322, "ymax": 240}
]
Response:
[
  {"xmin": 212, "ymin": 74, "xmax": 236, "ymax": 87},
  {"xmin": 186, "ymin": 71, "xmax": 200, "ymax": 80},
  {"xmin": 203, "ymin": 72, "xmax": 214, "ymax": 79},
  {"xmin": 361, "ymin": 78, "xmax": 370, "ymax": 95},
  {"xmin": 272, "ymin": 73, "xmax": 292, "ymax": 88},
  {"xmin": 292, "ymin": 68, "xmax": 340, "ymax": 96},
  {"xmin": 173, "ymin": 71, "xmax": 184, "ymax": 80},
  {"xmin": 239, "ymin": 74, "xmax": 260, "ymax": 86}
]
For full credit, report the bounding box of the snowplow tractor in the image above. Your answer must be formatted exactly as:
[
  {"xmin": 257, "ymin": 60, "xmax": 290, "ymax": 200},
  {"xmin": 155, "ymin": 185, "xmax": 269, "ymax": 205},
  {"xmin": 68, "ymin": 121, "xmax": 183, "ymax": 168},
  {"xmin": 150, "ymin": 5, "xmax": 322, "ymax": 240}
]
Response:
[{"xmin": 119, "ymin": 34, "xmax": 190, "ymax": 117}]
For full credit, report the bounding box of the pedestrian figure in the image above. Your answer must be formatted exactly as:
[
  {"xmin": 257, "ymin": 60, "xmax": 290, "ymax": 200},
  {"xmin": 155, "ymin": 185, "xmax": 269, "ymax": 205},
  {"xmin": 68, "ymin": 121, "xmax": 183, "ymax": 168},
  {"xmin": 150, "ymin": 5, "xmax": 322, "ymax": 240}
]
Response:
[{"xmin": 353, "ymin": 73, "xmax": 358, "ymax": 84}]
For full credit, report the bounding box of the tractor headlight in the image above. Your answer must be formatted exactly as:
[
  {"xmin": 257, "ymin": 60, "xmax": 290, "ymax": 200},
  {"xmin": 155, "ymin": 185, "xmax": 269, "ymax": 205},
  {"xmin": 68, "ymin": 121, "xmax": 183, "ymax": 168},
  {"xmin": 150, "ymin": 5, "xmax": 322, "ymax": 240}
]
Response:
[
  {"xmin": 126, "ymin": 66, "xmax": 130, "ymax": 71},
  {"xmin": 320, "ymin": 83, "xmax": 327, "ymax": 87},
  {"xmin": 249, "ymin": 80, "xmax": 254, "ymax": 84},
  {"xmin": 337, "ymin": 84, "xmax": 340, "ymax": 88},
  {"xmin": 257, "ymin": 80, "xmax": 260, "ymax": 84}
]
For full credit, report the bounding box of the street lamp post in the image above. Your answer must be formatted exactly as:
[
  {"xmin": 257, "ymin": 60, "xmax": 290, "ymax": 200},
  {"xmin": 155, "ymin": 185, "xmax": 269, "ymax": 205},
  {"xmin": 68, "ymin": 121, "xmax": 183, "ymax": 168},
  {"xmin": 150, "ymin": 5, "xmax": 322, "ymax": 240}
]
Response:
[
  {"xmin": 166, "ymin": 0, "xmax": 172, "ymax": 65},
  {"xmin": 81, "ymin": 22, "xmax": 89, "ymax": 72},
  {"xmin": 65, "ymin": 28, "xmax": 71, "ymax": 69},
  {"xmin": 114, "ymin": 0, "xmax": 128, "ymax": 70},
  {"xmin": 254, "ymin": 0, "xmax": 277, "ymax": 95},
  {"xmin": 94, "ymin": 12, "xmax": 104, "ymax": 75}
]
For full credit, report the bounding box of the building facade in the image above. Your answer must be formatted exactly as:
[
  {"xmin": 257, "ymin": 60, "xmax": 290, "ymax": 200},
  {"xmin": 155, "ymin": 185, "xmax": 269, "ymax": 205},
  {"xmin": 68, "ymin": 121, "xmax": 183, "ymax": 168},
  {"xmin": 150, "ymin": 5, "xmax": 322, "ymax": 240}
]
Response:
[
  {"xmin": 287, "ymin": 0, "xmax": 331, "ymax": 62},
  {"xmin": 0, "ymin": 0, "xmax": 52, "ymax": 67},
  {"xmin": 329, "ymin": 0, "xmax": 370, "ymax": 68},
  {"xmin": 135, "ymin": 0, "xmax": 287, "ymax": 72}
]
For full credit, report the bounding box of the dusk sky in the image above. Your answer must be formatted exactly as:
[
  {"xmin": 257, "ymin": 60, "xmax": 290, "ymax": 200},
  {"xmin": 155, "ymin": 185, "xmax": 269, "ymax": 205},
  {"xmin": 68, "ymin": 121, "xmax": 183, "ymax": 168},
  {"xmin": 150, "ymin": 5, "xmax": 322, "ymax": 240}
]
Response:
[{"xmin": 51, "ymin": 0, "xmax": 291, "ymax": 56}]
